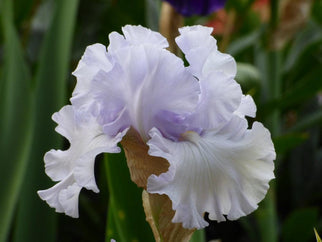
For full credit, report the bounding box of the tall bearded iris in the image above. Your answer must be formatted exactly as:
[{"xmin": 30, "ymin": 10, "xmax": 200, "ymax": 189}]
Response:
[{"xmin": 38, "ymin": 25, "xmax": 275, "ymax": 229}]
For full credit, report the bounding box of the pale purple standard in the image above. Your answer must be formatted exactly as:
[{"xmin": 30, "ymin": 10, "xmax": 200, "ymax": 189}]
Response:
[{"xmin": 38, "ymin": 25, "xmax": 275, "ymax": 229}]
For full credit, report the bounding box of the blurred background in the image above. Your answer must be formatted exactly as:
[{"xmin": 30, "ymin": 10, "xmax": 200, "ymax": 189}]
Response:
[{"xmin": 0, "ymin": 0, "xmax": 321, "ymax": 241}]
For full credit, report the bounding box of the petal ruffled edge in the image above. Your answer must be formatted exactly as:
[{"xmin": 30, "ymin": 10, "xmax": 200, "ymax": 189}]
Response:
[
  {"xmin": 234, "ymin": 95, "xmax": 256, "ymax": 118},
  {"xmin": 39, "ymin": 105, "xmax": 128, "ymax": 217},
  {"xmin": 71, "ymin": 43, "xmax": 112, "ymax": 111},
  {"xmin": 147, "ymin": 121, "xmax": 275, "ymax": 229},
  {"xmin": 122, "ymin": 25, "xmax": 169, "ymax": 48},
  {"xmin": 38, "ymin": 174, "xmax": 81, "ymax": 218},
  {"xmin": 185, "ymin": 71, "xmax": 242, "ymax": 131},
  {"xmin": 176, "ymin": 25, "xmax": 236, "ymax": 78}
]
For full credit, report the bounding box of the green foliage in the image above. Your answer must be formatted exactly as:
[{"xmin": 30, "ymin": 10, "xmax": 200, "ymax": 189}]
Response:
[
  {"xmin": 105, "ymin": 153, "xmax": 154, "ymax": 242},
  {"xmin": 315, "ymin": 228, "xmax": 322, "ymax": 242},
  {"xmin": 282, "ymin": 208, "xmax": 319, "ymax": 242},
  {"xmin": 0, "ymin": 0, "xmax": 33, "ymax": 240},
  {"xmin": 13, "ymin": 0, "xmax": 79, "ymax": 241},
  {"xmin": 273, "ymin": 133, "xmax": 308, "ymax": 155},
  {"xmin": 235, "ymin": 62, "xmax": 261, "ymax": 91}
]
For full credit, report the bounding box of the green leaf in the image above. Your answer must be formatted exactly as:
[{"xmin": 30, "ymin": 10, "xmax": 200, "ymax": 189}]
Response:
[
  {"xmin": 253, "ymin": 49, "xmax": 280, "ymax": 242},
  {"xmin": 13, "ymin": 0, "xmax": 37, "ymax": 27},
  {"xmin": 314, "ymin": 228, "xmax": 322, "ymax": 242},
  {"xmin": 190, "ymin": 229, "xmax": 206, "ymax": 242},
  {"xmin": 0, "ymin": 0, "xmax": 33, "ymax": 240},
  {"xmin": 235, "ymin": 62, "xmax": 262, "ymax": 90},
  {"xmin": 288, "ymin": 110, "xmax": 322, "ymax": 132},
  {"xmin": 106, "ymin": 201, "xmax": 119, "ymax": 241},
  {"xmin": 282, "ymin": 208, "xmax": 319, "ymax": 242},
  {"xmin": 145, "ymin": 0, "xmax": 160, "ymax": 31},
  {"xmin": 273, "ymin": 133, "xmax": 309, "ymax": 154},
  {"xmin": 105, "ymin": 152, "xmax": 154, "ymax": 242},
  {"xmin": 227, "ymin": 29, "xmax": 262, "ymax": 56},
  {"xmin": 284, "ymin": 21, "xmax": 322, "ymax": 73},
  {"xmin": 259, "ymin": 67, "xmax": 322, "ymax": 116},
  {"xmin": 12, "ymin": 0, "xmax": 79, "ymax": 241}
]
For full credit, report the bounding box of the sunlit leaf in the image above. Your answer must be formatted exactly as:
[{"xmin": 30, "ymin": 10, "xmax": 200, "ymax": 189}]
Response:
[{"xmin": 314, "ymin": 228, "xmax": 322, "ymax": 242}]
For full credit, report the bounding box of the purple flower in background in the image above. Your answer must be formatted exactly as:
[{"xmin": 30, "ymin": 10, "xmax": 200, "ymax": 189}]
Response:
[
  {"xmin": 38, "ymin": 25, "xmax": 275, "ymax": 229},
  {"xmin": 163, "ymin": 0, "xmax": 226, "ymax": 16}
]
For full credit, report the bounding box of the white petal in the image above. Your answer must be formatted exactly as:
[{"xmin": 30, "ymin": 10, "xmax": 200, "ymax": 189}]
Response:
[
  {"xmin": 44, "ymin": 105, "xmax": 124, "ymax": 191},
  {"xmin": 44, "ymin": 149, "xmax": 73, "ymax": 182},
  {"xmin": 107, "ymin": 32, "xmax": 128, "ymax": 54},
  {"xmin": 147, "ymin": 121, "xmax": 275, "ymax": 229},
  {"xmin": 186, "ymin": 71, "xmax": 242, "ymax": 131},
  {"xmin": 176, "ymin": 25, "xmax": 236, "ymax": 78},
  {"xmin": 71, "ymin": 43, "xmax": 112, "ymax": 110},
  {"xmin": 40, "ymin": 105, "xmax": 127, "ymax": 217},
  {"xmin": 202, "ymin": 51, "xmax": 237, "ymax": 78},
  {"xmin": 177, "ymin": 26, "xmax": 216, "ymax": 53},
  {"xmin": 107, "ymin": 25, "xmax": 168, "ymax": 56},
  {"xmin": 58, "ymin": 182, "xmax": 82, "ymax": 218},
  {"xmin": 234, "ymin": 95, "xmax": 256, "ymax": 118},
  {"xmin": 73, "ymin": 127, "xmax": 128, "ymax": 191},
  {"xmin": 38, "ymin": 174, "xmax": 81, "ymax": 218},
  {"xmin": 122, "ymin": 25, "xmax": 168, "ymax": 48},
  {"xmin": 51, "ymin": 104, "xmax": 75, "ymax": 141},
  {"xmin": 93, "ymin": 44, "xmax": 199, "ymax": 140}
]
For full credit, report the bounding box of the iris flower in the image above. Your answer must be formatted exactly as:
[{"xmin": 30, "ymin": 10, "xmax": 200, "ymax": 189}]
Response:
[
  {"xmin": 38, "ymin": 25, "xmax": 275, "ymax": 229},
  {"xmin": 162, "ymin": 0, "xmax": 227, "ymax": 16}
]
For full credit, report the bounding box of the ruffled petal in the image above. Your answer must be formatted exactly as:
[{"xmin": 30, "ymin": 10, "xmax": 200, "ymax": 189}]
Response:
[
  {"xmin": 73, "ymin": 127, "xmax": 128, "ymax": 191},
  {"xmin": 234, "ymin": 95, "xmax": 256, "ymax": 118},
  {"xmin": 43, "ymin": 105, "xmax": 125, "ymax": 193},
  {"xmin": 38, "ymin": 174, "xmax": 81, "ymax": 218},
  {"xmin": 176, "ymin": 25, "xmax": 236, "ymax": 78},
  {"xmin": 147, "ymin": 121, "xmax": 275, "ymax": 229},
  {"xmin": 40, "ymin": 105, "xmax": 127, "ymax": 217},
  {"xmin": 176, "ymin": 26, "xmax": 216, "ymax": 76},
  {"xmin": 107, "ymin": 32, "xmax": 128, "ymax": 54},
  {"xmin": 58, "ymin": 182, "xmax": 83, "ymax": 217},
  {"xmin": 107, "ymin": 25, "xmax": 168, "ymax": 56},
  {"xmin": 202, "ymin": 51, "xmax": 237, "ymax": 78},
  {"xmin": 71, "ymin": 43, "xmax": 113, "ymax": 110},
  {"xmin": 93, "ymin": 42, "xmax": 199, "ymax": 140},
  {"xmin": 122, "ymin": 25, "xmax": 169, "ymax": 48},
  {"xmin": 186, "ymin": 71, "xmax": 242, "ymax": 131}
]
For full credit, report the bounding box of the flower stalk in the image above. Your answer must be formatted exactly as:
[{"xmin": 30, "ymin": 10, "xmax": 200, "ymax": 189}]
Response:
[
  {"xmin": 142, "ymin": 191, "xmax": 195, "ymax": 242},
  {"xmin": 256, "ymin": 1, "xmax": 280, "ymax": 241}
]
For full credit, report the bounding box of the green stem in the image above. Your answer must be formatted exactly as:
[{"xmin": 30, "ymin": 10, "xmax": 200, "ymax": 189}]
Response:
[
  {"xmin": 255, "ymin": 0, "xmax": 281, "ymax": 238},
  {"xmin": 268, "ymin": 50, "xmax": 282, "ymax": 136},
  {"xmin": 256, "ymin": 50, "xmax": 281, "ymax": 242},
  {"xmin": 270, "ymin": 0, "xmax": 279, "ymax": 29}
]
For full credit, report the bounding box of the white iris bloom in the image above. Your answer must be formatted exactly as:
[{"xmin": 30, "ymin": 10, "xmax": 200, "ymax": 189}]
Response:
[{"xmin": 38, "ymin": 25, "xmax": 275, "ymax": 229}]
